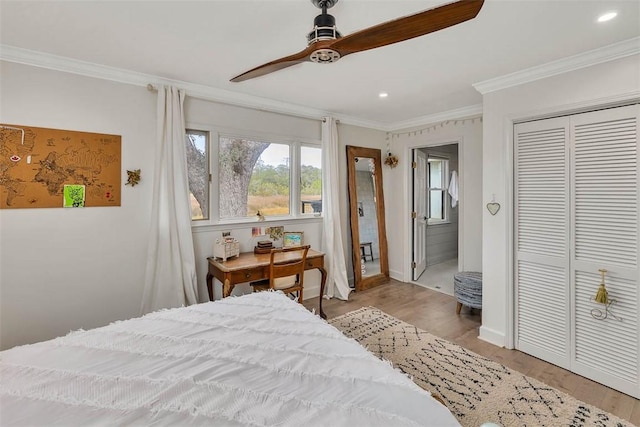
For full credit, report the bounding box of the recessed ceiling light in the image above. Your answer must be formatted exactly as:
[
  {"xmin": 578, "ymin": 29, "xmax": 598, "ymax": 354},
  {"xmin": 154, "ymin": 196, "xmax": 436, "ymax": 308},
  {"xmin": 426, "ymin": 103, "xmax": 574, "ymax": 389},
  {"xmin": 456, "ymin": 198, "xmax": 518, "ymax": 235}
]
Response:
[
  {"xmin": 379, "ymin": 92, "xmax": 388, "ymax": 98},
  {"xmin": 597, "ymin": 11, "xmax": 617, "ymax": 22}
]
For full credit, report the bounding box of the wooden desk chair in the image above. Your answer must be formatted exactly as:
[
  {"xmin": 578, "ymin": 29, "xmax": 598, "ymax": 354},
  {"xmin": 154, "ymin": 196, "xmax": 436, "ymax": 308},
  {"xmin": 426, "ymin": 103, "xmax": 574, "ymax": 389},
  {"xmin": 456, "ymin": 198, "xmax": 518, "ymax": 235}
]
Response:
[{"xmin": 250, "ymin": 245, "xmax": 310, "ymax": 303}]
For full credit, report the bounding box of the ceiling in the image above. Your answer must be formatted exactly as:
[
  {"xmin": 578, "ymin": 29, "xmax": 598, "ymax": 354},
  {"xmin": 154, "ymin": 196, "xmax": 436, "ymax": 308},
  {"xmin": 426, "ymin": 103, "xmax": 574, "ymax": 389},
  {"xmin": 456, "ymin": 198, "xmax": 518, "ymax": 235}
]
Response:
[{"xmin": 1, "ymin": 1, "xmax": 639, "ymax": 128}]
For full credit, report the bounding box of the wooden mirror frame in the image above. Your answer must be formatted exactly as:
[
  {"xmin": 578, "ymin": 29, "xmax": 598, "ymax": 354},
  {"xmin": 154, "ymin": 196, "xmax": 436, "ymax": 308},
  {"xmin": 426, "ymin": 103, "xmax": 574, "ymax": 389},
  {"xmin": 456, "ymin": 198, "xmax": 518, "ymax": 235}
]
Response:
[{"xmin": 346, "ymin": 145, "xmax": 390, "ymax": 291}]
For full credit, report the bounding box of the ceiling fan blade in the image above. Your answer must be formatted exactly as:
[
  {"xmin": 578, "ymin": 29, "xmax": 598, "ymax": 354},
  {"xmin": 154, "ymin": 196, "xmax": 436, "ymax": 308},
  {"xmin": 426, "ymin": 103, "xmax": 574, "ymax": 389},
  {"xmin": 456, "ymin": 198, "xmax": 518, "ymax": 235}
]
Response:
[
  {"xmin": 230, "ymin": 46, "xmax": 315, "ymax": 82},
  {"xmin": 231, "ymin": 0, "xmax": 483, "ymax": 82},
  {"xmin": 330, "ymin": 0, "xmax": 484, "ymax": 56}
]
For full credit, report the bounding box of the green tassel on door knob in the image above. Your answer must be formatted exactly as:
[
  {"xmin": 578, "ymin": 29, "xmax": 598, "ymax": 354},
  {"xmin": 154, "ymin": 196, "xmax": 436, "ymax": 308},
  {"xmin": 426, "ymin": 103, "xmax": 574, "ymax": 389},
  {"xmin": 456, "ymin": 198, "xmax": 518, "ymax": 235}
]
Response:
[{"xmin": 594, "ymin": 269, "xmax": 609, "ymax": 304}]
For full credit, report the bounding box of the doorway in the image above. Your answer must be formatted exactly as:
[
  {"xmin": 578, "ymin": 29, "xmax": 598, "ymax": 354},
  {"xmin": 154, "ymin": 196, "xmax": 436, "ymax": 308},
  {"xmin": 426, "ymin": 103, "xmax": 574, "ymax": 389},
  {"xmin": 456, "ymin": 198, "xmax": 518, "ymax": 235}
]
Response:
[{"xmin": 411, "ymin": 143, "xmax": 460, "ymax": 295}]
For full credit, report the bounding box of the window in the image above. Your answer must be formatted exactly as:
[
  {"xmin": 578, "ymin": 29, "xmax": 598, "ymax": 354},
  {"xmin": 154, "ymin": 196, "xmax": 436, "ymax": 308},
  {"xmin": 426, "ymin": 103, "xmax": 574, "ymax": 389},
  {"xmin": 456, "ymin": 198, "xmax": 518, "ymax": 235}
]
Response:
[
  {"xmin": 186, "ymin": 130, "xmax": 209, "ymax": 220},
  {"xmin": 186, "ymin": 129, "xmax": 322, "ymax": 224},
  {"xmin": 219, "ymin": 137, "xmax": 290, "ymax": 219},
  {"xmin": 300, "ymin": 146, "xmax": 322, "ymax": 214},
  {"xmin": 427, "ymin": 156, "xmax": 449, "ymax": 224}
]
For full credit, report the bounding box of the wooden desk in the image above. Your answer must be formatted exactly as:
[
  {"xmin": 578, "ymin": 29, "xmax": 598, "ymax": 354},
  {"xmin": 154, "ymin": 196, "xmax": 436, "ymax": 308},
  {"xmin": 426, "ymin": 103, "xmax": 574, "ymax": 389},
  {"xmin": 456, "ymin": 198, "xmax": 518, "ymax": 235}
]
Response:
[{"xmin": 207, "ymin": 249, "xmax": 328, "ymax": 319}]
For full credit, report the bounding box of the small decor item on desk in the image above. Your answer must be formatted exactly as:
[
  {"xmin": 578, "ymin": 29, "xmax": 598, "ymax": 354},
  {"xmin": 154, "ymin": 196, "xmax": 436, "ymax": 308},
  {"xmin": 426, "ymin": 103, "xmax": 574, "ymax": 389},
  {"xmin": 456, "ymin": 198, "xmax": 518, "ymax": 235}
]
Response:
[
  {"xmin": 254, "ymin": 240, "xmax": 274, "ymax": 254},
  {"xmin": 213, "ymin": 237, "xmax": 240, "ymax": 262},
  {"xmin": 283, "ymin": 231, "xmax": 304, "ymax": 248}
]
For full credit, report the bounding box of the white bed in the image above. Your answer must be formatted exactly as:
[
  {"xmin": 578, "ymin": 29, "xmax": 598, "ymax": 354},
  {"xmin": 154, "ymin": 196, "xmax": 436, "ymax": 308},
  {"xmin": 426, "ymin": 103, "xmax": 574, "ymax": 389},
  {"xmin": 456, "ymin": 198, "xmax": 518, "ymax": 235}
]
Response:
[{"xmin": 1, "ymin": 291, "xmax": 460, "ymax": 426}]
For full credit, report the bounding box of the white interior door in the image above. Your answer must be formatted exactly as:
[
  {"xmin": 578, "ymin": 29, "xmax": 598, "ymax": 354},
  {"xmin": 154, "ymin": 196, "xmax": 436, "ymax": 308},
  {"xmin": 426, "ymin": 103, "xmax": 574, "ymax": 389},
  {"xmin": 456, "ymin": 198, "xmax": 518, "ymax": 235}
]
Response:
[
  {"xmin": 515, "ymin": 104, "xmax": 640, "ymax": 398},
  {"xmin": 412, "ymin": 149, "xmax": 427, "ymax": 280},
  {"xmin": 570, "ymin": 105, "xmax": 639, "ymax": 397},
  {"xmin": 514, "ymin": 116, "xmax": 572, "ymax": 369}
]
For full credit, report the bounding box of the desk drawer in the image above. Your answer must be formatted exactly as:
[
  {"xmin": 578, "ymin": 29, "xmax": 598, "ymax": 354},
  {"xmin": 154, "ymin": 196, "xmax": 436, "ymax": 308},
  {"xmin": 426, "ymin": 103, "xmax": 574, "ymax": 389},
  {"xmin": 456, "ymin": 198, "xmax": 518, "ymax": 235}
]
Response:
[
  {"xmin": 306, "ymin": 257, "xmax": 323, "ymax": 270},
  {"xmin": 230, "ymin": 267, "xmax": 267, "ymax": 283}
]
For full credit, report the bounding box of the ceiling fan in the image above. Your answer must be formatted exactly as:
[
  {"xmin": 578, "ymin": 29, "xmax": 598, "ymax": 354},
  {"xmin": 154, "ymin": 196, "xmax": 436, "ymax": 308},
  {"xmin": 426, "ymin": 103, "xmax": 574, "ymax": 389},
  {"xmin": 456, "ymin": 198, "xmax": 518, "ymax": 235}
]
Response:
[{"xmin": 231, "ymin": 0, "xmax": 484, "ymax": 83}]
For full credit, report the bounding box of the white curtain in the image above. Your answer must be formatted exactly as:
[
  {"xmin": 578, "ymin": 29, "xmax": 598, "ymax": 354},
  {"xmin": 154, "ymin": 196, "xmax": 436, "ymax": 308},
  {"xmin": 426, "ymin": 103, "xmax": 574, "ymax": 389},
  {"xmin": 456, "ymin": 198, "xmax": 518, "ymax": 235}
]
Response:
[
  {"xmin": 141, "ymin": 85, "xmax": 199, "ymax": 314},
  {"xmin": 321, "ymin": 117, "xmax": 351, "ymax": 300}
]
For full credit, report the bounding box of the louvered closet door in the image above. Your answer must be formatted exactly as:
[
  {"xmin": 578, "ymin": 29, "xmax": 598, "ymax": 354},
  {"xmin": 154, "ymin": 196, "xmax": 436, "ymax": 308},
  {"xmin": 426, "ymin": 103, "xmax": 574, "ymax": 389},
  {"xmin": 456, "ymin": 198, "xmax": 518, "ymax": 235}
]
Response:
[
  {"xmin": 571, "ymin": 105, "xmax": 640, "ymax": 397},
  {"xmin": 514, "ymin": 117, "xmax": 571, "ymax": 368}
]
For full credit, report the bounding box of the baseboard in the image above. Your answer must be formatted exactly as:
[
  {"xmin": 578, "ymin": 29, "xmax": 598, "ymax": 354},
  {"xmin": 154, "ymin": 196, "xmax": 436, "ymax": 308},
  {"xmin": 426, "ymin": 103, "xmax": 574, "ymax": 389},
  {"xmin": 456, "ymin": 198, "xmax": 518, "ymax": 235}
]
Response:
[
  {"xmin": 389, "ymin": 268, "xmax": 403, "ymax": 281},
  {"xmin": 303, "ymin": 283, "xmax": 320, "ymax": 300},
  {"xmin": 478, "ymin": 326, "xmax": 506, "ymax": 347}
]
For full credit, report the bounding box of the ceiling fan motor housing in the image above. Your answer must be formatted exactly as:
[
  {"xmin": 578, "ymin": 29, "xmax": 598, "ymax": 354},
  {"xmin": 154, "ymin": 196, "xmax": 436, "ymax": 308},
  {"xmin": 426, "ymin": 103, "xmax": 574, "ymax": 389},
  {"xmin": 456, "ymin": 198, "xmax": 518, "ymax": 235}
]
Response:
[
  {"xmin": 307, "ymin": 13, "xmax": 342, "ymax": 44},
  {"xmin": 307, "ymin": 12, "xmax": 342, "ymax": 63}
]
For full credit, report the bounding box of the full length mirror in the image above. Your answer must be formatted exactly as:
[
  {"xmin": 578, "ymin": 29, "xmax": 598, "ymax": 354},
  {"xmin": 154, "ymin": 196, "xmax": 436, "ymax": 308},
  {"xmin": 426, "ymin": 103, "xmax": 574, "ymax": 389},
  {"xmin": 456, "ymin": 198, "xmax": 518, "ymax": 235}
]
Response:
[{"xmin": 346, "ymin": 145, "xmax": 389, "ymax": 291}]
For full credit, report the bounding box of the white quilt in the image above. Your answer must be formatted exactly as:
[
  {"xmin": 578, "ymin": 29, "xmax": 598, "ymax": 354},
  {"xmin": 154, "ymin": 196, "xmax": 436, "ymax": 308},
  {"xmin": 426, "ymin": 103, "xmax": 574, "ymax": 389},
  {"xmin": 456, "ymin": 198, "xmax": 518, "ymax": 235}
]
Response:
[{"xmin": 1, "ymin": 291, "xmax": 460, "ymax": 426}]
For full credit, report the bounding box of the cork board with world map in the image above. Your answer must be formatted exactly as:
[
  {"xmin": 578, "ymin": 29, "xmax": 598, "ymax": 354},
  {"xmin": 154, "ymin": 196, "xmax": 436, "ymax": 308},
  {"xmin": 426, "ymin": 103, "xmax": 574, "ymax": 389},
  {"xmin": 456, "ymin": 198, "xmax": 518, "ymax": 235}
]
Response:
[{"xmin": 0, "ymin": 124, "xmax": 121, "ymax": 208}]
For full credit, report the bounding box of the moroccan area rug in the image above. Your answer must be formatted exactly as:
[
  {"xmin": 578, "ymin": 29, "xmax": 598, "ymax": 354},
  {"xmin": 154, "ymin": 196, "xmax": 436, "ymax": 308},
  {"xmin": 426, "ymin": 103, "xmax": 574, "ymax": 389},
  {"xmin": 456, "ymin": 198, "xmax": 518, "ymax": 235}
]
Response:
[{"xmin": 329, "ymin": 307, "xmax": 632, "ymax": 427}]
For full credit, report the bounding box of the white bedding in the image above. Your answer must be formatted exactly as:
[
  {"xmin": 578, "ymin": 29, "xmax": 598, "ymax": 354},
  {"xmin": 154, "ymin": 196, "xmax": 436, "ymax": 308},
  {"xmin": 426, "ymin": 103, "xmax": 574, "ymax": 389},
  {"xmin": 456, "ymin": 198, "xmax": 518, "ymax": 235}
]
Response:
[{"xmin": 1, "ymin": 291, "xmax": 460, "ymax": 426}]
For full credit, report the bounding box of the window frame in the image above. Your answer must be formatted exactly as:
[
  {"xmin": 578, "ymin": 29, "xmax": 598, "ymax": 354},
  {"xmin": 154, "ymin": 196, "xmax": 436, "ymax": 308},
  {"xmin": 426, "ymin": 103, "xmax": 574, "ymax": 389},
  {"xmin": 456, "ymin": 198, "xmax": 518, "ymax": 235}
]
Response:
[
  {"xmin": 185, "ymin": 128, "xmax": 211, "ymax": 221},
  {"xmin": 186, "ymin": 124, "xmax": 323, "ymax": 229},
  {"xmin": 427, "ymin": 155, "xmax": 450, "ymax": 225},
  {"xmin": 299, "ymin": 143, "xmax": 324, "ymax": 216}
]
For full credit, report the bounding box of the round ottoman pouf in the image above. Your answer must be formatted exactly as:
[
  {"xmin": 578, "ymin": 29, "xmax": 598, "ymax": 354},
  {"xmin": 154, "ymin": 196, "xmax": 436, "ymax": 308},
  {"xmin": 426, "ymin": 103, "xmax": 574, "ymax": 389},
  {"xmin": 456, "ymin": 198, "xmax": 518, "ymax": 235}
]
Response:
[{"xmin": 454, "ymin": 271, "xmax": 482, "ymax": 314}]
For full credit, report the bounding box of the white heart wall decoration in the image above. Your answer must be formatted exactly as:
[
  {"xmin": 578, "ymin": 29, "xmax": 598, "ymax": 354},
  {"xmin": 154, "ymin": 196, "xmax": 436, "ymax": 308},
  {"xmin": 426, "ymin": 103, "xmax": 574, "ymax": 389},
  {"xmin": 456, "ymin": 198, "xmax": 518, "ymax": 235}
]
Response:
[{"xmin": 486, "ymin": 202, "xmax": 500, "ymax": 216}]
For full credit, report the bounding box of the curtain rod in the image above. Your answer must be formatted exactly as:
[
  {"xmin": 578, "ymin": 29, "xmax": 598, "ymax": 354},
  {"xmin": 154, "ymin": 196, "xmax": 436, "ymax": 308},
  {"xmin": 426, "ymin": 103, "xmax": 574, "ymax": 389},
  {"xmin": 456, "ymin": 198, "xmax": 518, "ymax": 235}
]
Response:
[{"xmin": 147, "ymin": 83, "xmax": 339, "ymax": 124}]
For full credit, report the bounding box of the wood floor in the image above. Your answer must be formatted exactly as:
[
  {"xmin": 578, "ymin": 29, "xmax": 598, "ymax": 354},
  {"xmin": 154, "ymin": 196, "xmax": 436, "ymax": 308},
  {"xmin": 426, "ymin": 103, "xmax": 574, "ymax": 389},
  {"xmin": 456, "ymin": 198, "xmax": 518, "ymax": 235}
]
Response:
[{"xmin": 304, "ymin": 279, "xmax": 640, "ymax": 425}]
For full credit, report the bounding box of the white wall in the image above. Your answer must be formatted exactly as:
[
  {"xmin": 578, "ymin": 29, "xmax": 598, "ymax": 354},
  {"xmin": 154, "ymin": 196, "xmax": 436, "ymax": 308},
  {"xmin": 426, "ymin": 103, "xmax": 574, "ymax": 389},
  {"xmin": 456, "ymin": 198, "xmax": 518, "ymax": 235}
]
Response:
[
  {"xmin": 0, "ymin": 61, "xmax": 156, "ymax": 350},
  {"xmin": 386, "ymin": 119, "xmax": 484, "ymax": 282},
  {"xmin": 185, "ymin": 98, "xmax": 322, "ymax": 141},
  {"xmin": 0, "ymin": 61, "xmax": 391, "ymax": 349},
  {"xmin": 480, "ymin": 54, "xmax": 640, "ymax": 347},
  {"xmin": 336, "ymin": 125, "xmax": 387, "ymax": 284}
]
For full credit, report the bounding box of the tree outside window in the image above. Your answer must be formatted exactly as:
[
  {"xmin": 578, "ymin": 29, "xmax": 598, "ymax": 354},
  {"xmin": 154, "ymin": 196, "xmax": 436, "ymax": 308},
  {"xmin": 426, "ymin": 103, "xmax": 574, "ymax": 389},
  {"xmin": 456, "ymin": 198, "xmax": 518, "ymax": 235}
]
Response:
[
  {"xmin": 186, "ymin": 130, "xmax": 208, "ymax": 220},
  {"xmin": 186, "ymin": 130, "xmax": 322, "ymax": 223},
  {"xmin": 227, "ymin": 140, "xmax": 290, "ymax": 218}
]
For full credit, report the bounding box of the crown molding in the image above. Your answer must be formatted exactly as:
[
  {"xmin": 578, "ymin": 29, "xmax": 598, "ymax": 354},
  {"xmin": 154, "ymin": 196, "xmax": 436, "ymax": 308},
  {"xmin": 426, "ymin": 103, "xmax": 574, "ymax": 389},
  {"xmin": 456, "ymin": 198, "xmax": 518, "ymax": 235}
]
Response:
[
  {"xmin": 3, "ymin": 39, "xmax": 638, "ymax": 132},
  {"xmin": 473, "ymin": 37, "xmax": 640, "ymax": 95},
  {"xmin": 387, "ymin": 104, "xmax": 483, "ymax": 132},
  {"xmin": 333, "ymin": 114, "xmax": 388, "ymax": 131},
  {"xmin": 0, "ymin": 44, "xmax": 387, "ymax": 130}
]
